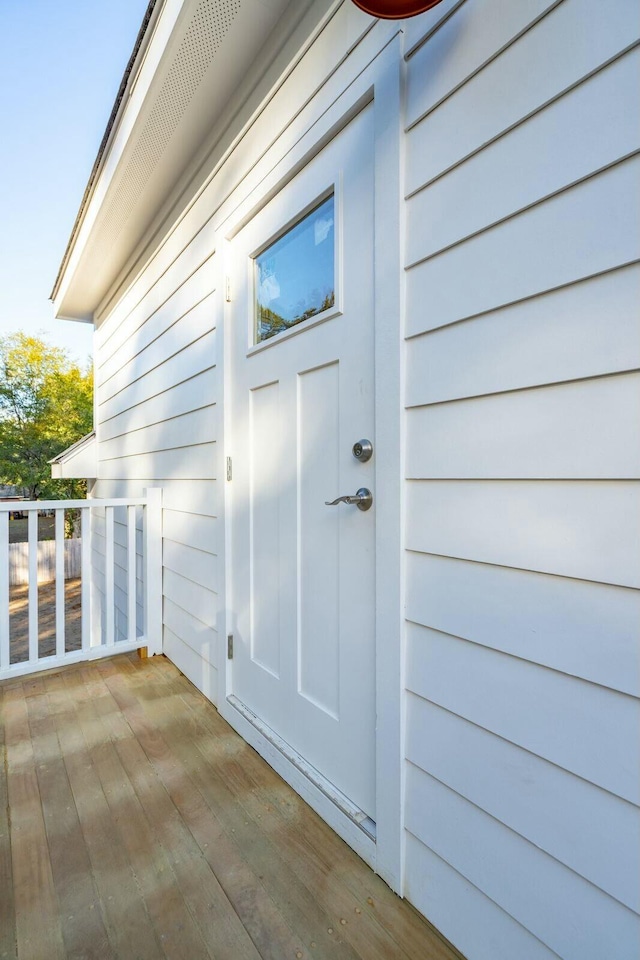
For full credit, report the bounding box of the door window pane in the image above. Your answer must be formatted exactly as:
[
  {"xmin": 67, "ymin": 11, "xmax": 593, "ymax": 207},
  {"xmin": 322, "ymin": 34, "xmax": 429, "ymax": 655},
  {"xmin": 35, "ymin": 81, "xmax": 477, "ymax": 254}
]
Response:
[{"xmin": 254, "ymin": 195, "xmax": 335, "ymax": 343}]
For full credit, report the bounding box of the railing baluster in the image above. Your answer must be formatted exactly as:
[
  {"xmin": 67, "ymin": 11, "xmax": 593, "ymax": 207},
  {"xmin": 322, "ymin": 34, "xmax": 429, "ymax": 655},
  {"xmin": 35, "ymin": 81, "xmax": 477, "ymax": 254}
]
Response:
[
  {"xmin": 0, "ymin": 493, "xmax": 157, "ymax": 680},
  {"xmin": 28, "ymin": 510, "xmax": 38, "ymax": 663},
  {"xmin": 55, "ymin": 509, "xmax": 65, "ymax": 658},
  {"xmin": 81, "ymin": 507, "xmax": 91, "ymax": 652},
  {"xmin": 127, "ymin": 505, "xmax": 137, "ymax": 643},
  {"xmin": 105, "ymin": 506, "xmax": 115, "ymax": 648},
  {"xmin": 0, "ymin": 513, "xmax": 9, "ymax": 670}
]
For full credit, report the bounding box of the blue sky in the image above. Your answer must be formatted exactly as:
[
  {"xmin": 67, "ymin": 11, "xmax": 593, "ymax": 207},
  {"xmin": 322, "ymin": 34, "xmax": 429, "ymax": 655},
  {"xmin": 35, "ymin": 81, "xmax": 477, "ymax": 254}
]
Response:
[{"xmin": 0, "ymin": 0, "xmax": 150, "ymax": 366}]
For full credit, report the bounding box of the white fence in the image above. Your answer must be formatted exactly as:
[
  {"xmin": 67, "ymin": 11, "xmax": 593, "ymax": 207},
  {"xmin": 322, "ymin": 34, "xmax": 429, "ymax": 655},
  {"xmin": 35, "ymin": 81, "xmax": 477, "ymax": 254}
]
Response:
[
  {"xmin": 9, "ymin": 538, "xmax": 82, "ymax": 585},
  {"xmin": 0, "ymin": 490, "xmax": 162, "ymax": 681}
]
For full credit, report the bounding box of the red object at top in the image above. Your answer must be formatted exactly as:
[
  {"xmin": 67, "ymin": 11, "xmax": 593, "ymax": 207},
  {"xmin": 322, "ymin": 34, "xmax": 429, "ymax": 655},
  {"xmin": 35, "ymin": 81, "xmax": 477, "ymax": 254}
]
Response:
[{"xmin": 351, "ymin": 0, "xmax": 444, "ymax": 18}]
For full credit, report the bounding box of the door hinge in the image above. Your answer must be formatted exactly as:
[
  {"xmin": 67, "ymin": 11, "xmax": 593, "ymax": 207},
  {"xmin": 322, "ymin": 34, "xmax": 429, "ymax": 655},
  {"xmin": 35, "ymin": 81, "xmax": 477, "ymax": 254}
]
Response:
[
  {"xmin": 227, "ymin": 634, "xmax": 234, "ymax": 659},
  {"xmin": 226, "ymin": 456, "xmax": 232, "ymax": 481},
  {"xmin": 225, "ymin": 275, "xmax": 231, "ymax": 302}
]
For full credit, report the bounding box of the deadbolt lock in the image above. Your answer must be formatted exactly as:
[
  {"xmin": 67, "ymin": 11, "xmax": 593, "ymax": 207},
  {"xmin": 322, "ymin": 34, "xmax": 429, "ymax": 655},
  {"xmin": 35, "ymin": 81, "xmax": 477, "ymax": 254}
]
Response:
[{"xmin": 352, "ymin": 439, "xmax": 373, "ymax": 463}]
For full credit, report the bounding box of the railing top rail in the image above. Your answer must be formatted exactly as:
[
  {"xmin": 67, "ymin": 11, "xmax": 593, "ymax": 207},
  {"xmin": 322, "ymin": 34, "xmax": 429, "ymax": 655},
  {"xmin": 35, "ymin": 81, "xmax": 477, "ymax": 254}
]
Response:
[{"xmin": 0, "ymin": 497, "xmax": 149, "ymax": 512}]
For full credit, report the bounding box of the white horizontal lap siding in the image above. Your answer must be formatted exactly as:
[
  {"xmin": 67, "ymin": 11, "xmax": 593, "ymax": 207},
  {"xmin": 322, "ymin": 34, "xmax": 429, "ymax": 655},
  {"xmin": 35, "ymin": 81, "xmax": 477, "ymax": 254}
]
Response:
[
  {"xmin": 95, "ymin": 227, "xmax": 215, "ymax": 368},
  {"xmin": 163, "ymin": 597, "xmax": 217, "ymax": 668},
  {"xmin": 407, "ymin": 623, "xmax": 638, "ymax": 807},
  {"xmin": 402, "ymin": 2, "xmax": 640, "ymax": 958},
  {"xmin": 98, "ymin": 300, "xmax": 216, "ymax": 409},
  {"xmin": 405, "ymin": 0, "xmax": 561, "ymax": 124},
  {"xmin": 163, "ymin": 510, "xmax": 218, "ymax": 556},
  {"xmin": 405, "ymin": 264, "xmax": 640, "ymax": 405},
  {"xmin": 163, "ymin": 539, "xmax": 217, "ymax": 594},
  {"xmin": 163, "ymin": 625, "xmax": 218, "ymax": 704},
  {"xmin": 404, "ymin": 834, "xmax": 560, "ymax": 960},
  {"xmin": 98, "ymin": 333, "xmax": 217, "ymax": 425},
  {"xmin": 100, "ymin": 369, "xmax": 216, "ymax": 442},
  {"xmin": 406, "ymin": 155, "xmax": 640, "ymax": 334},
  {"xmin": 406, "ymin": 480, "xmax": 640, "ymax": 588},
  {"xmin": 406, "ymin": 50, "xmax": 640, "ymax": 264},
  {"xmin": 94, "ymin": 242, "xmax": 219, "ymax": 700},
  {"xmin": 406, "ymin": 693, "xmax": 639, "ymax": 910},
  {"xmin": 406, "ymin": 373, "xmax": 640, "ymax": 480},
  {"xmin": 405, "ymin": 0, "xmax": 640, "ymax": 191},
  {"xmin": 99, "ymin": 406, "xmax": 217, "ymax": 462},
  {"xmin": 163, "ymin": 568, "xmax": 218, "ymax": 629},
  {"xmin": 406, "ymin": 552, "xmax": 640, "ymax": 698},
  {"xmin": 94, "ymin": 479, "xmax": 219, "ymax": 517},
  {"xmin": 405, "ymin": 764, "xmax": 639, "ymax": 960},
  {"xmin": 98, "ymin": 445, "xmax": 215, "ymax": 481},
  {"xmin": 97, "ymin": 270, "xmax": 215, "ymax": 398}
]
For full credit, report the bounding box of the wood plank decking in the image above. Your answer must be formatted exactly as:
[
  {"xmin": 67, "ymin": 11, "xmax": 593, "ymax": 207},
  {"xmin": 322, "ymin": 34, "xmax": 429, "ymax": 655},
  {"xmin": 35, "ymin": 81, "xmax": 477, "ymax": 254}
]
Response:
[
  {"xmin": 0, "ymin": 653, "xmax": 463, "ymax": 960},
  {"xmin": 9, "ymin": 579, "xmax": 82, "ymax": 664}
]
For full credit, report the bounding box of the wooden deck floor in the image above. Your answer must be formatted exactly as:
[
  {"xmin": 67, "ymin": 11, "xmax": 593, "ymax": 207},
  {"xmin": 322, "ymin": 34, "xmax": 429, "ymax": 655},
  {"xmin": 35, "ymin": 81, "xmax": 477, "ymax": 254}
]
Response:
[
  {"xmin": 9, "ymin": 579, "xmax": 82, "ymax": 663},
  {"xmin": 0, "ymin": 653, "xmax": 463, "ymax": 960}
]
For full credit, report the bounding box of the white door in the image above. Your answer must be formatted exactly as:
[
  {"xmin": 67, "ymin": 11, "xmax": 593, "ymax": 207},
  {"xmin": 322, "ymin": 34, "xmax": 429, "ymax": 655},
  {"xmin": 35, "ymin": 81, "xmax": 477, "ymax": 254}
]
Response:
[{"xmin": 229, "ymin": 108, "xmax": 375, "ymax": 818}]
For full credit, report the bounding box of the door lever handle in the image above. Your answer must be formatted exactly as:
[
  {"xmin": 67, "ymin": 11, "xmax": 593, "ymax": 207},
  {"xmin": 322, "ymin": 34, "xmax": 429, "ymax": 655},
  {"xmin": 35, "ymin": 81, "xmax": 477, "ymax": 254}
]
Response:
[{"xmin": 325, "ymin": 488, "xmax": 373, "ymax": 511}]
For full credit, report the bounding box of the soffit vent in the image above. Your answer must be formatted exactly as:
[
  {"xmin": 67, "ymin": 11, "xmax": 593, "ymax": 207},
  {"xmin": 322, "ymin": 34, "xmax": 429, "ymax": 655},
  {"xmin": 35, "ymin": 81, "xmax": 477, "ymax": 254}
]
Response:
[{"xmin": 93, "ymin": 0, "xmax": 241, "ymax": 255}]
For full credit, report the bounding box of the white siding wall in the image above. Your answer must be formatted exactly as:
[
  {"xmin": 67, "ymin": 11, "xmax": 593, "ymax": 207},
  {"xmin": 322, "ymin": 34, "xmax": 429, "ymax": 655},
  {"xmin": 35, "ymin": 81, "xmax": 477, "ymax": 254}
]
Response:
[
  {"xmin": 93, "ymin": 241, "xmax": 219, "ymax": 699},
  {"xmin": 402, "ymin": 2, "xmax": 640, "ymax": 959}
]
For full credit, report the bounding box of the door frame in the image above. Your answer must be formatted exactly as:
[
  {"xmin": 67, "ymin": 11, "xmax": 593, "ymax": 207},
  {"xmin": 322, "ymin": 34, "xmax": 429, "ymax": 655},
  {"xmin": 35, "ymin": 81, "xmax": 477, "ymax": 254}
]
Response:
[{"xmin": 217, "ymin": 33, "xmax": 404, "ymax": 891}]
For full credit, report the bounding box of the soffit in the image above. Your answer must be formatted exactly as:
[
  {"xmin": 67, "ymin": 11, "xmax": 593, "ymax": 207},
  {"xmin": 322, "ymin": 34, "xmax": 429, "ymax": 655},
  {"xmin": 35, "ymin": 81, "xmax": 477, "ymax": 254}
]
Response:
[{"xmin": 54, "ymin": 0, "xmax": 292, "ymax": 322}]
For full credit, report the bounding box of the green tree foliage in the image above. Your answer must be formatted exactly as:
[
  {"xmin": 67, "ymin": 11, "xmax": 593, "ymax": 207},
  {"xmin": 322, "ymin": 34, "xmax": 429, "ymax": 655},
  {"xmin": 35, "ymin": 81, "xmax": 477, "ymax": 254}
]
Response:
[{"xmin": 0, "ymin": 333, "xmax": 93, "ymax": 500}]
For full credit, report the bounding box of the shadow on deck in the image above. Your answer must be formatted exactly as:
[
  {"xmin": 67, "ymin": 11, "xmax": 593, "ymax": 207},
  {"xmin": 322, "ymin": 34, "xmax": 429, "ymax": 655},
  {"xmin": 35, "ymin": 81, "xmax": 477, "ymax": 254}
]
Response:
[{"xmin": 0, "ymin": 653, "xmax": 463, "ymax": 960}]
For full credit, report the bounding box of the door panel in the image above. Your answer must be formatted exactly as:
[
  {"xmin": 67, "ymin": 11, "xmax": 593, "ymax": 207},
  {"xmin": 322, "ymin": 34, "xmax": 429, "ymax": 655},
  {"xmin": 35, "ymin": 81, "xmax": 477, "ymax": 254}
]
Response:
[
  {"xmin": 230, "ymin": 106, "xmax": 376, "ymax": 817},
  {"xmin": 249, "ymin": 379, "xmax": 282, "ymax": 678},
  {"xmin": 298, "ymin": 361, "xmax": 340, "ymax": 719}
]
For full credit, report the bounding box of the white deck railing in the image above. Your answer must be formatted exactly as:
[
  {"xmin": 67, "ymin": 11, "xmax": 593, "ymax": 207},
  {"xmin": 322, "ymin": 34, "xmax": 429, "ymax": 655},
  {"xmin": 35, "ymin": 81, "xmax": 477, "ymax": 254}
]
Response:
[{"xmin": 0, "ymin": 489, "xmax": 162, "ymax": 681}]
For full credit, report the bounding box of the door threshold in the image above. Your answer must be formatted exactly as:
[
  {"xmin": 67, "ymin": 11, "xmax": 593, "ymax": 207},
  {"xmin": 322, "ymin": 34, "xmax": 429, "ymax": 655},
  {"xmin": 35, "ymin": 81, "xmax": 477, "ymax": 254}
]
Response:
[{"xmin": 227, "ymin": 694, "xmax": 377, "ymax": 841}]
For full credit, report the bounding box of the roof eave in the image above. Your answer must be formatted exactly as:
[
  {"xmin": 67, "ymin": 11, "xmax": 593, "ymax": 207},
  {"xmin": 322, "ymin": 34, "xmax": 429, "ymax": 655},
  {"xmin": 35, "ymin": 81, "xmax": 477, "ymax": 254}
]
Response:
[
  {"xmin": 49, "ymin": 432, "xmax": 97, "ymax": 480},
  {"xmin": 50, "ymin": 0, "xmax": 164, "ymax": 304}
]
